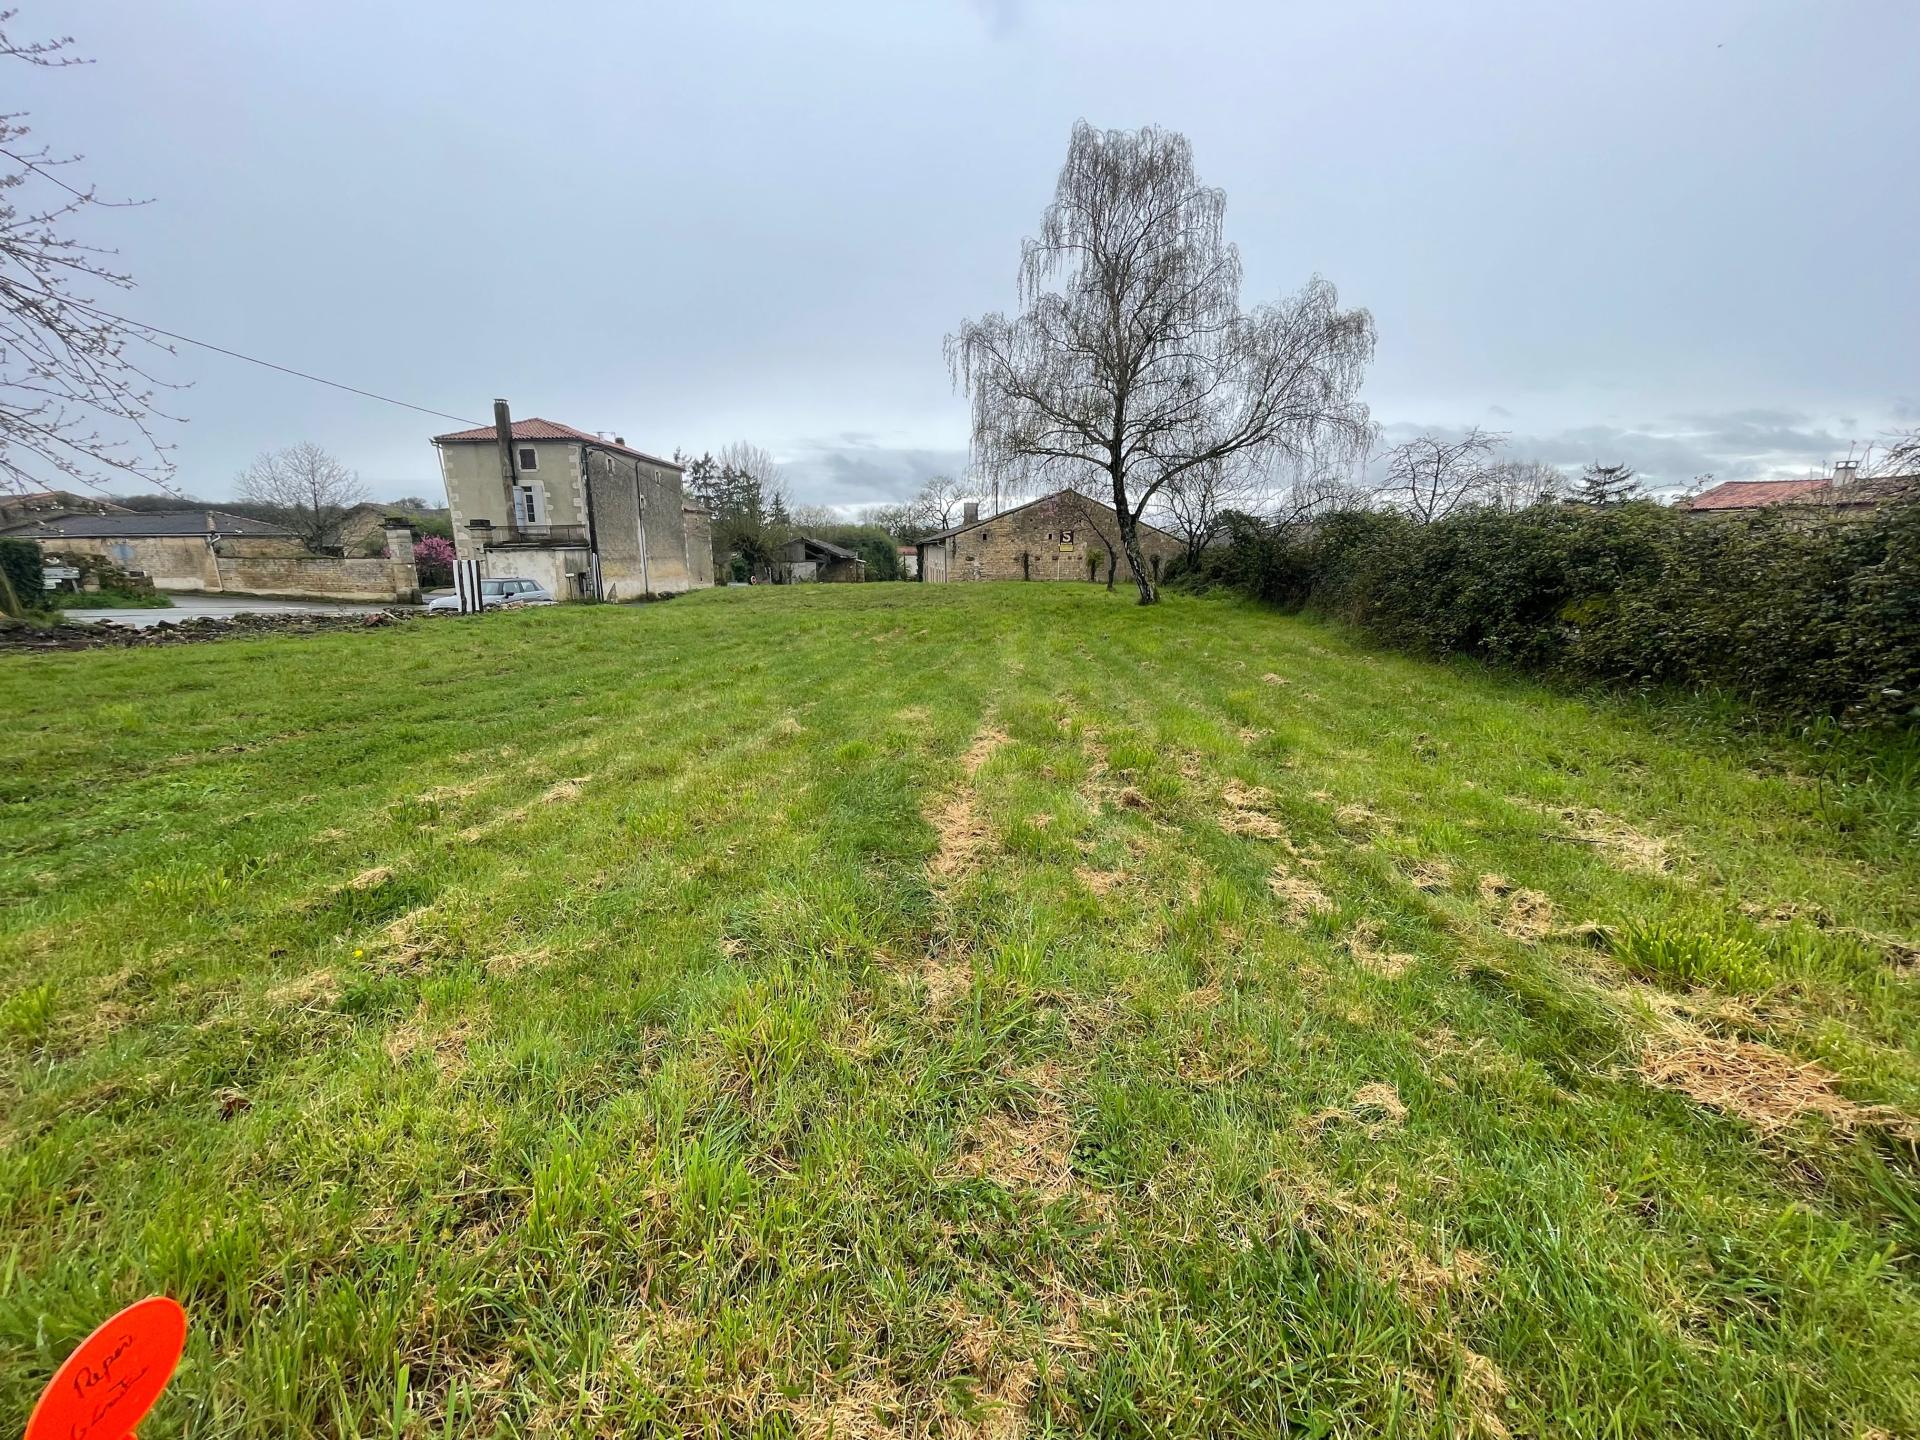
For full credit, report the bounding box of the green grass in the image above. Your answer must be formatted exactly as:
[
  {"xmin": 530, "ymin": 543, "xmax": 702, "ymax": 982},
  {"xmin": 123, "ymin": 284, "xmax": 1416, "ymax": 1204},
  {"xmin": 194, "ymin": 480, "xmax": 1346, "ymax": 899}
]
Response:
[
  {"xmin": 2, "ymin": 583, "xmax": 1917, "ymax": 1438},
  {"xmin": 43, "ymin": 586, "xmax": 175, "ymax": 610}
]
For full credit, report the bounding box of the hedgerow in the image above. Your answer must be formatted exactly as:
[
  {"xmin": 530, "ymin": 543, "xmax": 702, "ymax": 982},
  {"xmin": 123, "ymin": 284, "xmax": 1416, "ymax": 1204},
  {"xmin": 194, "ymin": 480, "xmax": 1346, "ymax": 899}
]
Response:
[
  {"xmin": 1181, "ymin": 499, "xmax": 1920, "ymax": 726},
  {"xmin": 0, "ymin": 538, "xmax": 42, "ymax": 616}
]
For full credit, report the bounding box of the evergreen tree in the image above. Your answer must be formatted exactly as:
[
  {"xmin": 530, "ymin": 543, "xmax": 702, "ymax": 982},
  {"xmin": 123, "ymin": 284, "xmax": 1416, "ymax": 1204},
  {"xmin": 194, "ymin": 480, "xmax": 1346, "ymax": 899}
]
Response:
[{"xmin": 1576, "ymin": 462, "xmax": 1640, "ymax": 505}]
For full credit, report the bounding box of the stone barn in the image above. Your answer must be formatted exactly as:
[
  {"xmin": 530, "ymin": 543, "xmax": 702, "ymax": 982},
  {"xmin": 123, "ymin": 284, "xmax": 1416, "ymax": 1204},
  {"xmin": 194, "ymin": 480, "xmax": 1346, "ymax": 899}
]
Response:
[{"xmin": 914, "ymin": 489, "xmax": 1183, "ymax": 585}]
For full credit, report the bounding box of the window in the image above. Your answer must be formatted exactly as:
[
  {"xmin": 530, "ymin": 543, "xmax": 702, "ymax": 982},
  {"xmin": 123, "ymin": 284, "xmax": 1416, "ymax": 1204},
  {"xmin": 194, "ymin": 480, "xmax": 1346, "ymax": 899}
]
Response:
[
  {"xmin": 517, "ymin": 447, "xmax": 539, "ymax": 471},
  {"xmin": 513, "ymin": 484, "xmax": 545, "ymax": 526}
]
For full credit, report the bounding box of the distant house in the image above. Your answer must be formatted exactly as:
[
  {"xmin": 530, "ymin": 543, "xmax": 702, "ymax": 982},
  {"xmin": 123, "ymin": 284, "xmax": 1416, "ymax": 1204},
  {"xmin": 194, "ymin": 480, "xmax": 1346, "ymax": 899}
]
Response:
[
  {"xmin": 1685, "ymin": 462, "xmax": 1916, "ymax": 516},
  {"xmin": 897, "ymin": 545, "xmax": 919, "ymax": 580},
  {"xmin": 914, "ymin": 489, "xmax": 1183, "ymax": 584},
  {"xmin": 762, "ymin": 535, "xmax": 865, "ymax": 583},
  {"xmin": 431, "ymin": 415, "xmax": 713, "ymax": 600}
]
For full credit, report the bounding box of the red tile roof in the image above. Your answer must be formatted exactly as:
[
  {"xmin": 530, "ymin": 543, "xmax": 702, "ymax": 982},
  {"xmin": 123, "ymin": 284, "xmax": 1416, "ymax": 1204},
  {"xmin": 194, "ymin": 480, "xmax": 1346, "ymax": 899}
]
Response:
[
  {"xmin": 431, "ymin": 417, "xmax": 681, "ymax": 471},
  {"xmin": 1686, "ymin": 478, "xmax": 1831, "ymax": 511}
]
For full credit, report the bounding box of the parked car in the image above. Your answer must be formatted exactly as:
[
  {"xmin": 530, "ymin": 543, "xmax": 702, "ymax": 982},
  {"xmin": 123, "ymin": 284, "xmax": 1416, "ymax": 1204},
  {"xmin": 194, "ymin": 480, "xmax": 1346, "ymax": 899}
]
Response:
[{"xmin": 425, "ymin": 577, "xmax": 556, "ymax": 613}]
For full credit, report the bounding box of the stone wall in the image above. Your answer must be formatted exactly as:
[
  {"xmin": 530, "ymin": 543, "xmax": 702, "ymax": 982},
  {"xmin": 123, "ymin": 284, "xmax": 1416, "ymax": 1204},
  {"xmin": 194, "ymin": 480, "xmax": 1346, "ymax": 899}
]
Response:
[
  {"xmin": 46, "ymin": 535, "xmax": 219, "ymax": 590},
  {"xmin": 923, "ymin": 492, "xmax": 1183, "ymax": 584},
  {"xmin": 683, "ymin": 509, "xmax": 714, "ymax": 588},
  {"xmin": 29, "ymin": 531, "xmax": 417, "ymax": 600}
]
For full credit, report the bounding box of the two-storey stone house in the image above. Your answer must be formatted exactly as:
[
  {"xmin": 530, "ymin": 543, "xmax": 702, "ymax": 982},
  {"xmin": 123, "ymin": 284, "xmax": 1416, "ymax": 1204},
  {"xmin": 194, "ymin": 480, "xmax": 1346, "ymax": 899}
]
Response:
[{"xmin": 431, "ymin": 415, "xmax": 713, "ymax": 600}]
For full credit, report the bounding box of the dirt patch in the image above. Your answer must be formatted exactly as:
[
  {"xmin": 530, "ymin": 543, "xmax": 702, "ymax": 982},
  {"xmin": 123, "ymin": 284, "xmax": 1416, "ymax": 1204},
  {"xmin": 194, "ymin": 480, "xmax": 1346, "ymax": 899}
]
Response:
[
  {"xmin": 343, "ymin": 865, "xmax": 393, "ymax": 892},
  {"xmin": 1639, "ymin": 1034, "xmax": 1917, "ymax": 1139},
  {"xmin": 1268, "ymin": 866, "xmax": 1332, "ymax": 924},
  {"xmin": 1074, "ymin": 866, "xmax": 1124, "ymax": 896},
  {"xmin": 1405, "ymin": 858, "xmax": 1454, "ymax": 893},
  {"xmin": 1261, "ymin": 672, "xmax": 1288, "ymax": 686}
]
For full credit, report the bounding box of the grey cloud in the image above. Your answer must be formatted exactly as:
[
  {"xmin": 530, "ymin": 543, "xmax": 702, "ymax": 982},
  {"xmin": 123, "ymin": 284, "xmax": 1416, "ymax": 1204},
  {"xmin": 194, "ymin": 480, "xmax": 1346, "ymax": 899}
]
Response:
[
  {"xmin": 1376, "ymin": 410, "xmax": 1857, "ymax": 494},
  {"xmin": 784, "ymin": 440, "xmax": 970, "ymax": 508},
  {"xmin": 12, "ymin": 2, "xmax": 1913, "ymax": 504}
]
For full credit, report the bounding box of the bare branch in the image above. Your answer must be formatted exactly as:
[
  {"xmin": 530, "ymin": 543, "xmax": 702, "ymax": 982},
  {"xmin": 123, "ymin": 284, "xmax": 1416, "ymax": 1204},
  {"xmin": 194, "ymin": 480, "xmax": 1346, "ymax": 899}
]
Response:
[
  {"xmin": 235, "ymin": 442, "xmax": 364, "ymax": 550},
  {"xmin": 0, "ymin": 17, "xmax": 179, "ymax": 495}
]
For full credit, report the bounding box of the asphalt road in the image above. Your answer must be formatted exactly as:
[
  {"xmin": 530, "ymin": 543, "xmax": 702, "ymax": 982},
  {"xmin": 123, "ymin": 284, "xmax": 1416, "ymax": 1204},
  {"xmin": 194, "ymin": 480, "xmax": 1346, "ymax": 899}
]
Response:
[{"xmin": 61, "ymin": 594, "xmax": 424, "ymax": 630}]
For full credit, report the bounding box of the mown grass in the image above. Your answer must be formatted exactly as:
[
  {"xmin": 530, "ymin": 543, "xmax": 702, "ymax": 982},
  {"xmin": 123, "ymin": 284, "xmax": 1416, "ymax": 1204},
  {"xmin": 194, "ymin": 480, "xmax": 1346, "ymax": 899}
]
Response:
[{"xmin": 2, "ymin": 583, "xmax": 1917, "ymax": 1439}]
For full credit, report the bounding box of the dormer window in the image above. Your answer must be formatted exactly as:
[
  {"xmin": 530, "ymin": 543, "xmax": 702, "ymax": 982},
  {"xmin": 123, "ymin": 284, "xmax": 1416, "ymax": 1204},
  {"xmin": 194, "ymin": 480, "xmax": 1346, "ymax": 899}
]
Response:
[{"xmin": 517, "ymin": 447, "xmax": 539, "ymax": 471}]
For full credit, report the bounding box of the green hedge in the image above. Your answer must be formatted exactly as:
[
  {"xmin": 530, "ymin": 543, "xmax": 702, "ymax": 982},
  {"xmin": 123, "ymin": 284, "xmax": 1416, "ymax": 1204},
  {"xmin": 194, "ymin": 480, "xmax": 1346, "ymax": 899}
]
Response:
[
  {"xmin": 0, "ymin": 538, "xmax": 43, "ymax": 616},
  {"xmin": 1183, "ymin": 499, "xmax": 1920, "ymax": 727}
]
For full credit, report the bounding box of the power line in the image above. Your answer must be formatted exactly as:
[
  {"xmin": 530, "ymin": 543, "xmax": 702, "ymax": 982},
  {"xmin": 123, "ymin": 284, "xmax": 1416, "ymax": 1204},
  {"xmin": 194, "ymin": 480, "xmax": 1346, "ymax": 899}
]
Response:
[{"xmin": 3, "ymin": 279, "xmax": 486, "ymax": 428}]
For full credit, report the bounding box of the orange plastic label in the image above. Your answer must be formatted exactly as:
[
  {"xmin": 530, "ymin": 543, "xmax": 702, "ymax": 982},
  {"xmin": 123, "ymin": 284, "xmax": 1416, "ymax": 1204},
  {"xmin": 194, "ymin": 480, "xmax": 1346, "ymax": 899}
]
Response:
[{"xmin": 25, "ymin": 1296, "xmax": 187, "ymax": 1440}]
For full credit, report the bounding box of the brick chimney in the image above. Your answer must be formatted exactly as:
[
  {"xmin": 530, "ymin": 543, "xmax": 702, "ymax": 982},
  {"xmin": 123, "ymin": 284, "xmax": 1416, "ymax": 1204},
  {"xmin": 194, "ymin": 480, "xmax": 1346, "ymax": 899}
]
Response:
[{"xmin": 963, "ymin": 500, "xmax": 980, "ymax": 525}]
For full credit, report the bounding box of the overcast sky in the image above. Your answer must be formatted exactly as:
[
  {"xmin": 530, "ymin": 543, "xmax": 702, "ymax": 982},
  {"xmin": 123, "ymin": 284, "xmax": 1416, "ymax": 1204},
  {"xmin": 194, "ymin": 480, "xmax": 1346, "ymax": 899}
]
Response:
[{"xmin": 16, "ymin": 0, "xmax": 1917, "ymax": 506}]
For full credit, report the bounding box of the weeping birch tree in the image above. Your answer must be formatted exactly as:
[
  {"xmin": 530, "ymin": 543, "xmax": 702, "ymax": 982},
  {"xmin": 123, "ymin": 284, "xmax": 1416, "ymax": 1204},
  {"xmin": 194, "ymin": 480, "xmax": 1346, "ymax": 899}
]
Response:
[{"xmin": 947, "ymin": 122, "xmax": 1375, "ymax": 604}]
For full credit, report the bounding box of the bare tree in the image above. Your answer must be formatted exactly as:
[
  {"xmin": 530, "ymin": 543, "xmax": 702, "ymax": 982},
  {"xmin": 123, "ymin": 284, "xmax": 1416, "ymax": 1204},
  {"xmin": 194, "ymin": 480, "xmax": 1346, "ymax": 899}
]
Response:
[
  {"xmin": 0, "ymin": 12, "xmax": 179, "ymax": 495},
  {"xmin": 718, "ymin": 441, "xmax": 783, "ymax": 496},
  {"xmin": 1271, "ymin": 462, "xmax": 1367, "ymax": 529},
  {"xmin": 787, "ymin": 501, "xmax": 840, "ymax": 530},
  {"xmin": 1157, "ymin": 455, "xmax": 1258, "ymax": 566},
  {"xmin": 1871, "ymin": 429, "xmax": 1919, "ymax": 479},
  {"xmin": 1379, "ymin": 428, "xmax": 1504, "ymax": 523},
  {"xmin": 235, "ymin": 442, "xmax": 364, "ymax": 550},
  {"xmin": 948, "ymin": 122, "xmax": 1374, "ymax": 604},
  {"xmin": 912, "ymin": 474, "xmax": 975, "ymax": 530},
  {"xmin": 1482, "ymin": 457, "xmax": 1564, "ymax": 512}
]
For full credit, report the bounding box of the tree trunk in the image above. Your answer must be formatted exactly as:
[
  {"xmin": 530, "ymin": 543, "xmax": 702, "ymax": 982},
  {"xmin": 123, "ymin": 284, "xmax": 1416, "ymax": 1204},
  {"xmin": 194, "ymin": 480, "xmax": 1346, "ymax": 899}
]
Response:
[{"xmin": 1111, "ymin": 467, "xmax": 1157, "ymax": 605}]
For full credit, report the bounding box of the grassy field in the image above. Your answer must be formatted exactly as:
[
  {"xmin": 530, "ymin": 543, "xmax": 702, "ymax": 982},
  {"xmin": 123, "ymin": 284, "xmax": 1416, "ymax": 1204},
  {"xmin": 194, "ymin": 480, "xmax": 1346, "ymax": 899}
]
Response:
[{"xmin": 3, "ymin": 582, "xmax": 1918, "ymax": 1439}]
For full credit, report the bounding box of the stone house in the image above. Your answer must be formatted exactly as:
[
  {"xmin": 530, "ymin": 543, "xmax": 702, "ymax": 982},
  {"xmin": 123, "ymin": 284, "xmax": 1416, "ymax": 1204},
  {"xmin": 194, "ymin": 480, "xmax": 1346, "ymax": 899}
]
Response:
[
  {"xmin": 914, "ymin": 489, "xmax": 1184, "ymax": 584},
  {"xmin": 431, "ymin": 415, "xmax": 713, "ymax": 600},
  {"xmin": 0, "ymin": 509, "xmax": 420, "ymax": 601}
]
